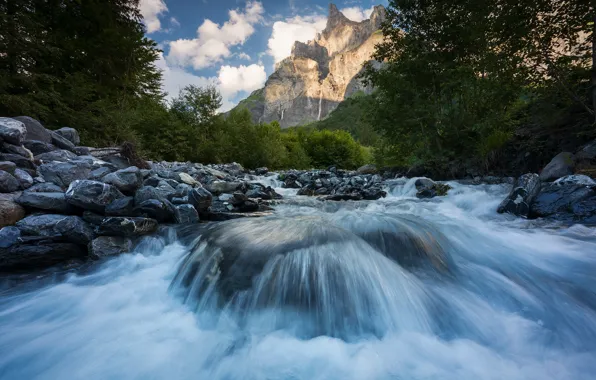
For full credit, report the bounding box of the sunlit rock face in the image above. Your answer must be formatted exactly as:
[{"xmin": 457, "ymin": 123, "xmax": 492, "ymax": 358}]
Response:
[{"xmin": 239, "ymin": 4, "xmax": 386, "ymax": 128}]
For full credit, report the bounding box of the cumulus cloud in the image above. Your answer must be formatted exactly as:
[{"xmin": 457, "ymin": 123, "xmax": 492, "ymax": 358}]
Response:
[
  {"xmin": 156, "ymin": 54, "xmax": 266, "ymax": 112},
  {"xmin": 139, "ymin": 0, "xmax": 168, "ymax": 33},
  {"xmin": 167, "ymin": 1, "xmax": 264, "ymax": 69},
  {"xmin": 266, "ymin": 6, "xmax": 375, "ymax": 63},
  {"xmin": 237, "ymin": 52, "xmax": 252, "ymax": 61},
  {"xmin": 341, "ymin": 6, "xmax": 375, "ymax": 22},
  {"xmin": 267, "ymin": 14, "xmax": 327, "ymax": 63}
]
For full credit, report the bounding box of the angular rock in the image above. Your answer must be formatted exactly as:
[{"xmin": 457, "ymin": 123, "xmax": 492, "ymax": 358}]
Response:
[
  {"xmin": 13, "ymin": 169, "xmax": 33, "ymax": 189},
  {"xmin": 133, "ymin": 199, "xmax": 175, "ymax": 223},
  {"xmin": 90, "ymin": 166, "xmax": 113, "ymax": 180},
  {"xmin": 73, "ymin": 146, "xmax": 91, "ymax": 156},
  {"xmin": 540, "ymin": 152, "xmax": 575, "ymax": 182},
  {"xmin": 89, "ymin": 236, "xmax": 133, "ymax": 259},
  {"xmin": 102, "ymin": 166, "xmax": 143, "ymax": 193},
  {"xmin": 0, "ymin": 197, "xmax": 25, "ymax": 227},
  {"xmin": 0, "ymin": 118, "xmax": 26, "ymax": 145},
  {"xmin": 16, "ymin": 214, "xmax": 93, "ymax": 245},
  {"xmin": 54, "ymin": 215, "xmax": 95, "ymax": 245},
  {"xmin": 188, "ymin": 187, "xmax": 213, "ymax": 213},
  {"xmin": 415, "ymin": 178, "xmax": 451, "ymax": 199},
  {"xmin": 174, "ymin": 204, "xmax": 199, "ymax": 224},
  {"xmin": 135, "ymin": 186, "xmax": 165, "ymax": 204},
  {"xmin": 0, "ymin": 242, "xmax": 87, "ymax": 272},
  {"xmin": 206, "ymin": 181, "xmax": 240, "ymax": 195},
  {"xmin": 95, "ymin": 216, "xmax": 158, "ymax": 237},
  {"xmin": 23, "ymin": 140, "xmax": 56, "ymax": 155},
  {"xmin": 13, "ymin": 116, "xmax": 52, "ymax": 143},
  {"xmin": 54, "ymin": 127, "xmax": 80, "ymax": 145},
  {"xmin": 26, "ymin": 182, "xmax": 63, "ymax": 192},
  {"xmin": 16, "ymin": 191, "xmax": 76, "ymax": 214},
  {"xmin": 171, "ymin": 196, "xmax": 189, "ymax": 205},
  {"xmin": 497, "ymin": 173, "xmax": 541, "ymax": 217},
  {"xmin": 0, "ymin": 226, "xmax": 21, "ymax": 248},
  {"xmin": 255, "ymin": 167, "xmax": 269, "ymax": 176},
  {"xmin": 0, "ymin": 170, "xmax": 20, "ymax": 193},
  {"xmin": 39, "ymin": 160, "xmax": 92, "ymax": 188},
  {"xmin": 105, "ymin": 196, "xmax": 135, "ymax": 217},
  {"xmin": 65, "ymin": 180, "xmax": 124, "ymax": 213},
  {"xmin": 35, "ymin": 149, "xmax": 77, "ymax": 162},
  {"xmin": 174, "ymin": 183, "xmax": 192, "ymax": 198},
  {"xmin": 0, "ymin": 153, "xmax": 34, "ymax": 170},
  {"xmin": 531, "ymin": 183, "xmax": 595, "ymax": 218},
  {"xmin": 50, "ymin": 130, "xmax": 76, "ymax": 152},
  {"xmin": 179, "ymin": 172, "xmax": 200, "ymax": 186},
  {"xmin": 0, "ymin": 161, "xmax": 16, "ymax": 175},
  {"xmin": 1, "ymin": 143, "xmax": 32, "ymax": 159}
]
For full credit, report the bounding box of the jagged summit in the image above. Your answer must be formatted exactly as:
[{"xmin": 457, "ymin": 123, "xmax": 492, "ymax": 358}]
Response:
[{"xmin": 236, "ymin": 3, "xmax": 386, "ymax": 128}]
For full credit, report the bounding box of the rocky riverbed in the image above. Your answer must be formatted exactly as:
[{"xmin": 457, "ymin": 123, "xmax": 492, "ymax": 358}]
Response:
[{"xmin": 1, "ymin": 116, "xmax": 596, "ymax": 274}]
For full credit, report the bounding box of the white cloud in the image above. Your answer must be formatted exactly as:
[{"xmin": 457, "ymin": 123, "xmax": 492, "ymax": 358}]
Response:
[
  {"xmin": 139, "ymin": 0, "xmax": 168, "ymax": 33},
  {"xmin": 170, "ymin": 17, "xmax": 180, "ymax": 28},
  {"xmin": 218, "ymin": 64, "xmax": 266, "ymax": 98},
  {"xmin": 266, "ymin": 6, "xmax": 375, "ymax": 64},
  {"xmin": 237, "ymin": 52, "xmax": 252, "ymax": 61},
  {"xmin": 156, "ymin": 54, "xmax": 266, "ymax": 112},
  {"xmin": 341, "ymin": 6, "xmax": 375, "ymax": 22},
  {"xmin": 267, "ymin": 14, "xmax": 327, "ymax": 63},
  {"xmin": 166, "ymin": 1, "xmax": 264, "ymax": 69}
]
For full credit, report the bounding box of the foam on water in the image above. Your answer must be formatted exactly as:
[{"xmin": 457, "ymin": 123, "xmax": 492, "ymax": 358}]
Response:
[{"xmin": 1, "ymin": 180, "xmax": 595, "ymax": 380}]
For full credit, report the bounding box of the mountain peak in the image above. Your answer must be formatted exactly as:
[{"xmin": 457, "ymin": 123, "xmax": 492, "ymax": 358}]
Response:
[{"xmin": 325, "ymin": 3, "xmax": 352, "ymax": 32}]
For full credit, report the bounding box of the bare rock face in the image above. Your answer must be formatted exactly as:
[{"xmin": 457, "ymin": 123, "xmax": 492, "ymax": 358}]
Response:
[{"xmin": 239, "ymin": 4, "xmax": 386, "ymax": 128}]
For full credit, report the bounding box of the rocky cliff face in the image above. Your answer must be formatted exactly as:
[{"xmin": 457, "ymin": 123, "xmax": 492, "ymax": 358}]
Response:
[{"xmin": 238, "ymin": 4, "xmax": 386, "ymax": 128}]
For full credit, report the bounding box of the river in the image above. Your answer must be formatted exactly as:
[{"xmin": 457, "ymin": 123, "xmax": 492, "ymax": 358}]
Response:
[{"xmin": 1, "ymin": 177, "xmax": 595, "ymax": 380}]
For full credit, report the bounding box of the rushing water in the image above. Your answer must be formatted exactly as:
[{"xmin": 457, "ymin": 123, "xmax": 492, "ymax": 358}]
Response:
[{"xmin": 1, "ymin": 178, "xmax": 596, "ymax": 380}]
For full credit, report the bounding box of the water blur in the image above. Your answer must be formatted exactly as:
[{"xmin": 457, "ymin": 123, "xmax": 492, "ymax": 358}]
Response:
[{"xmin": 1, "ymin": 178, "xmax": 596, "ymax": 380}]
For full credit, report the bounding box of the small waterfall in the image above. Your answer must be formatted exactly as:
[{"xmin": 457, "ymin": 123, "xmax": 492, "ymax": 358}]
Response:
[
  {"xmin": 280, "ymin": 108, "xmax": 284, "ymax": 121},
  {"xmin": 317, "ymin": 90, "xmax": 323, "ymax": 120}
]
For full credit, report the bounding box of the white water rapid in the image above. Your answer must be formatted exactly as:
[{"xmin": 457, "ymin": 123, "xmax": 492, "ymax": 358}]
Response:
[{"xmin": 1, "ymin": 178, "xmax": 595, "ymax": 380}]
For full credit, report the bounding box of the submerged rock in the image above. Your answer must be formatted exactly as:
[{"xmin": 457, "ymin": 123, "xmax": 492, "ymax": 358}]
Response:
[{"xmin": 415, "ymin": 178, "xmax": 451, "ymax": 199}]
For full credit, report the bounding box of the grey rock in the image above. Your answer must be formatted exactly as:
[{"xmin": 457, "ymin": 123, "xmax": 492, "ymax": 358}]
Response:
[
  {"xmin": 531, "ymin": 183, "xmax": 595, "ymax": 217},
  {"xmin": 89, "ymin": 236, "xmax": 133, "ymax": 258},
  {"xmin": 16, "ymin": 191, "xmax": 75, "ymax": 214},
  {"xmin": 90, "ymin": 166, "xmax": 113, "ymax": 180},
  {"xmin": 539, "ymin": 152, "xmax": 575, "ymax": 182},
  {"xmin": 171, "ymin": 196, "xmax": 189, "ymax": 205},
  {"xmin": 54, "ymin": 127, "xmax": 80, "ymax": 145},
  {"xmin": 95, "ymin": 216, "xmax": 158, "ymax": 237},
  {"xmin": 73, "ymin": 146, "xmax": 91, "ymax": 156},
  {"xmin": 188, "ymin": 187, "xmax": 212, "ymax": 213},
  {"xmin": 0, "ymin": 118, "xmax": 27, "ymax": 145},
  {"xmin": 174, "ymin": 183, "xmax": 192, "ymax": 198},
  {"xmin": 0, "ymin": 242, "xmax": 86, "ymax": 272},
  {"xmin": 105, "ymin": 196, "xmax": 135, "ymax": 217},
  {"xmin": 35, "ymin": 149, "xmax": 77, "ymax": 162},
  {"xmin": 39, "ymin": 160, "xmax": 92, "ymax": 188},
  {"xmin": 55, "ymin": 215, "xmax": 95, "ymax": 245},
  {"xmin": 50, "ymin": 130, "xmax": 76, "ymax": 152},
  {"xmin": 497, "ymin": 173, "xmax": 541, "ymax": 217},
  {"xmin": 0, "ymin": 226, "xmax": 20, "ymax": 248},
  {"xmin": 415, "ymin": 178, "xmax": 451, "ymax": 199},
  {"xmin": 0, "ymin": 153, "xmax": 34, "ymax": 170},
  {"xmin": 206, "ymin": 181, "xmax": 240, "ymax": 195},
  {"xmin": 13, "ymin": 116, "xmax": 51, "ymax": 143},
  {"xmin": 0, "ymin": 196, "xmax": 26, "ymax": 227},
  {"xmin": 134, "ymin": 199, "xmax": 175, "ymax": 223},
  {"xmin": 101, "ymin": 155, "xmax": 130, "ymax": 170},
  {"xmin": 0, "ymin": 161, "xmax": 16, "ymax": 174},
  {"xmin": 1, "ymin": 143, "xmax": 33, "ymax": 159},
  {"xmin": 23, "ymin": 140, "xmax": 56, "ymax": 155},
  {"xmin": 135, "ymin": 186, "xmax": 166, "ymax": 204},
  {"xmin": 357, "ymin": 164, "xmax": 377, "ymax": 174},
  {"xmin": 26, "ymin": 182, "xmax": 63, "ymax": 192},
  {"xmin": 16, "ymin": 214, "xmax": 93, "ymax": 245},
  {"xmin": 255, "ymin": 167, "xmax": 269, "ymax": 175},
  {"xmin": 65, "ymin": 180, "xmax": 124, "ymax": 213},
  {"xmin": 14, "ymin": 169, "xmax": 33, "ymax": 189},
  {"xmin": 174, "ymin": 204, "xmax": 199, "ymax": 224},
  {"xmin": 0, "ymin": 170, "xmax": 20, "ymax": 193},
  {"xmin": 102, "ymin": 166, "xmax": 143, "ymax": 193}
]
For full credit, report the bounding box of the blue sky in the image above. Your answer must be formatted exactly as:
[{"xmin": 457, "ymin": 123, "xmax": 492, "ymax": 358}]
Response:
[{"xmin": 139, "ymin": 0, "xmax": 388, "ymax": 111}]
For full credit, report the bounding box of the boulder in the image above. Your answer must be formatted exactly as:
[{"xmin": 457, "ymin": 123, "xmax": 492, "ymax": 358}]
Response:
[
  {"xmin": 0, "ymin": 226, "xmax": 20, "ymax": 248},
  {"xmin": 105, "ymin": 196, "xmax": 135, "ymax": 216},
  {"xmin": 0, "ymin": 242, "xmax": 87, "ymax": 272},
  {"xmin": 13, "ymin": 116, "xmax": 52, "ymax": 143},
  {"xmin": 90, "ymin": 166, "xmax": 113, "ymax": 180},
  {"xmin": 357, "ymin": 164, "xmax": 377, "ymax": 175},
  {"xmin": 174, "ymin": 204, "xmax": 200, "ymax": 224},
  {"xmin": 35, "ymin": 149, "xmax": 77, "ymax": 162},
  {"xmin": 174, "ymin": 183, "xmax": 192, "ymax": 198},
  {"xmin": 54, "ymin": 127, "xmax": 80, "ymax": 145},
  {"xmin": 135, "ymin": 186, "xmax": 167, "ymax": 204},
  {"xmin": 188, "ymin": 187, "xmax": 212, "ymax": 213},
  {"xmin": 255, "ymin": 167, "xmax": 269, "ymax": 175},
  {"xmin": 73, "ymin": 146, "xmax": 91, "ymax": 156},
  {"xmin": 0, "ymin": 170, "xmax": 20, "ymax": 193},
  {"xmin": 0, "ymin": 196, "xmax": 26, "ymax": 227},
  {"xmin": 16, "ymin": 214, "xmax": 94, "ymax": 245},
  {"xmin": 26, "ymin": 182, "xmax": 63, "ymax": 193},
  {"xmin": 497, "ymin": 173, "xmax": 541, "ymax": 217},
  {"xmin": 0, "ymin": 153, "xmax": 34, "ymax": 170},
  {"xmin": 23, "ymin": 140, "xmax": 56, "ymax": 155},
  {"xmin": 531, "ymin": 183, "xmax": 595, "ymax": 218},
  {"xmin": 1, "ymin": 142, "xmax": 33, "ymax": 159},
  {"xmin": 540, "ymin": 152, "xmax": 575, "ymax": 182},
  {"xmin": 179, "ymin": 172, "xmax": 200, "ymax": 186},
  {"xmin": 0, "ymin": 118, "xmax": 27, "ymax": 145},
  {"xmin": 133, "ymin": 199, "xmax": 175, "ymax": 223},
  {"xmin": 206, "ymin": 181, "xmax": 240, "ymax": 195},
  {"xmin": 415, "ymin": 178, "xmax": 451, "ymax": 199},
  {"xmin": 13, "ymin": 169, "xmax": 33, "ymax": 189},
  {"xmin": 102, "ymin": 166, "xmax": 143, "ymax": 193},
  {"xmin": 0, "ymin": 161, "xmax": 16, "ymax": 175},
  {"xmin": 49, "ymin": 130, "xmax": 76, "ymax": 152},
  {"xmin": 39, "ymin": 161, "xmax": 92, "ymax": 188},
  {"xmin": 89, "ymin": 236, "xmax": 133, "ymax": 258},
  {"xmin": 95, "ymin": 216, "xmax": 158, "ymax": 237},
  {"xmin": 65, "ymin": 180, "xmax": 124, "ymax": 213},
  {"xmin": 16, "ymin": 191, "xmax": 76, "ymax": 214}
]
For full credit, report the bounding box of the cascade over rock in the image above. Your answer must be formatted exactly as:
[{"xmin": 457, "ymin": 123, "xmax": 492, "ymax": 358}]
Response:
[{"xmin": 235, "ymin": 4, "xmax": 386, "ymax": 128}]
